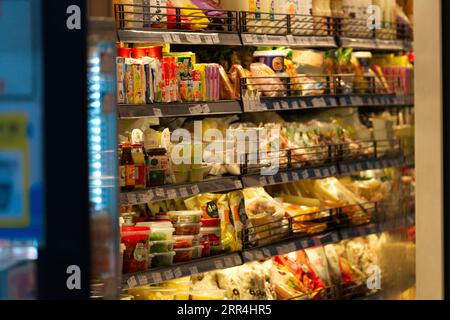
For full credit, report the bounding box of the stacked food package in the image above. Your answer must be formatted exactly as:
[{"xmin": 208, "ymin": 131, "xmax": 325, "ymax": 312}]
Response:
[{"xmin": 122, "ymin": 234, "xmax": 389, "ymax": 300}]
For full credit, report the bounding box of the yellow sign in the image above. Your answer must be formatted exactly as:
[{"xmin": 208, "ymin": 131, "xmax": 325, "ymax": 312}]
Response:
[{"xmin": 0, "ymin": 114, "xmax": 30, "ymax": 228}]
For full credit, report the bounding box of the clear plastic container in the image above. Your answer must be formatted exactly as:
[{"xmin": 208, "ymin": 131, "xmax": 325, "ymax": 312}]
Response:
[
  {"xmin": 173, "ymin": 235, "xmax": 195, "ymax": 249},
  {"xmin": 173, "ymin": 247, "xmax": 195, "ymax": 263},
  {"xmin": 152, "ymin": 251, "xmax": 175, "ymax": 268},
  {"xmin": 168, "ymin": 211, "xmax": 203, "ymax": 224},
  {"xmin": 149, "ymin": 240, "xmax": 175, "ymax": 253},
  {"xmin": 174, "ymin": 222, "xmax": 202, "ymax": 235},
  {"xmin": 192, "ymin": 233, "xmax": 203, "ymax": 246},
  {"xmin": 192, "ymin": 245, "xmax": 204, "ymax": 259},
  {"xmin": 191, "ymin": 289, "xmax": 227, "ymax": 300}
]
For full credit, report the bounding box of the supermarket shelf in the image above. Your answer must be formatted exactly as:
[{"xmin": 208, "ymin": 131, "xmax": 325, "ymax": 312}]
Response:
[
  {"xmin": 243, "ymin": 95, "xmax": 339, "ymax": 112},
  {"xmin": 117, "ymin": 29, "xmax": 241, "ymax": 46},
  {"xmin": 338, "ymin": 93, "xmax": 408, "ymax": 107},
  {"xmin": 338, "ymin": 156, "xmax": 406, "ymax": 176},
  {"xmin": 118, "ymin": 100, "xmax": 242, "ymax": 119},
  {"xmin": 242, "ymin": 214, "xmax": 415, "ymax": 264},
  {"xmin": 340, "ymin": 38, "xmax": 411, "ymax": 51},
  {"xmin": 122, "ymin": 253, "xmax": 243, "ymax": 290},
  {"xmin": 120, "ymin": 176, "xmax": 242, "ymax": 205},
  {"xmin": 242, "ymin": 164, "xmax": 339, "ymax": 188},
  {"xmin": 241, "ymin": 33, "xmax": 337, "ymax": 48}
]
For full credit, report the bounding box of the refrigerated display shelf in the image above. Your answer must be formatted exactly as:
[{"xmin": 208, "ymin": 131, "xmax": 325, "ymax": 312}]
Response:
[
  {"xmin": 122, "ymin": 252, "xmax": 243, "ymax": 290},
  {"xmin": 118, "ymin": 100, "xmax": 242, "ymax": 119},
  {"xmin": 241, "ymin": 34, "xmax": 337, "ymax": 48},
  {"xmin": 339, "ymin": 38, "xmax": 409, "ymax": 51},
  {"xmin": 120, "ymin": 176, "xmax": 242, "ymax": 205},
  {"xmin": 122, "ymin": 214, "xmax": 414, "ymax": 290}
]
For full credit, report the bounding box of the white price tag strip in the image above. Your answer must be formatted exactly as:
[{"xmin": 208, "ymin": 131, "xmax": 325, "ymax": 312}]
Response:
[
  {"xmin": 273, "ymin": 102, "xmax": 281, "ymax": 110},
  {"xmin": 127, "ymin": 276, "xmax": 137, "ymax": 289},
  {"xmin": 263, "ymin": 248, "xmax": 271, "ymax": 257},
  {"xmin": 259, "ymin": 176, "xmax": 267, "ymax": 186},
  {"xmin": 301, "ymin": 170, "xmax": 309, "ymax": 179},
  {"xmin": 203, "ymin": 35, "xmax": 214, "ymax": 44},
  {"xmin": 291, "ymin": 100, "xmax": 299, "ymax": 109},
  {"xmin": 322, "ymin": 168, "xmax": 330, "ymax": 177},
  {"xmin": 281, "ymin": 101, "xmax": 289, "ymax": 109},
  {"xmin": 243, "ymin": 251, "xmax": 254, "ymax": 261},
  {"xmin": 171, "ymin": 34, "xmax": 181, "ymax": 43},
  {"xmin": 146, "ymin": 189, "xmax": 155, "ymax": 201},
  {"xmin": 234, "ymin": 180, "xmax": 243, "ymax": 189},
  {"xmin": 287, "ymin": 242, "xmax": 297, "ymax": 253},
  {"xmin": 291, "ymin": 172, "xmax": 299, "ymax": 181},
  {"xmin": 330, "ymin": 166, "xmax": 337, "ymax": 175},
  {"xmin": 301, "ymin": 240, "xmax": 309, "ymax": 249},
  {"xmin": 233, "ymin": 255, "xmax": 242, "ymax": 265},
  {"xmin": 120, "ymin": 193, "xmax": 128, "ymax": 204},
  {"xmin": 162, "ymin": 33, "xmax": 172, "ymax": 43},
  {"xmin": 191, "ymin": 184, "xmax": 200, "ymax": 195},
  {"xmin": 179, "ymin": 187, "xmax": 189, "ymax": 198},
  {"xmin": 267, "ymin": 176, "xmax": 276, "ymax": 185},
  {"xmin": 312, "ymin": 97, "xmax": 327, "ymax": 107},
  {"xmin": 276, "ymin": 246, "xmax": 284, "ymax": 255},
  {"xmin": 211, "ymin": 34, "xmax": 220, "ymax": 44},
  {"xmin": 201, "ymin": 104, "xmax": 211, "ymax": 114},
  {"xmin": 189, "ymin": 104, "xmax": 203, "ymax": 114},
  {"xmin": 314, "ymin": 169, "xmax": 322, "ymax": 177},
  {"xmin": 281, "ymin": 172, "xmax": 289, "ymax": 183}
]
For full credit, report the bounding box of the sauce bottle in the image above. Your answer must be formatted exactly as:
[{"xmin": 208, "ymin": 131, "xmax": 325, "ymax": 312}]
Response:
[{"xmin": 121, "ymin": 143, "xmax": 135, "ymax": 191}]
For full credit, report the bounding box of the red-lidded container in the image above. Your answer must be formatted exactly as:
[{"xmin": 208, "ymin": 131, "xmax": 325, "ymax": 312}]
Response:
[
  {"xmin": 121, "ymin": 226, "xmax": 150, "ymax": 274},
  {"xmin": 117, "ymin": 47, "xmax": 132, "ymax": 58},
  {"xmin": 147, "ymin": 46, "xmax": 163, "ymax": 59},
  {"xmin": 201, "ymin": 218, "xmax": 221, "ymax": 227},
  {"xmin": 132, "ymin": 47, "xmax": 148, "ymax": 59}
]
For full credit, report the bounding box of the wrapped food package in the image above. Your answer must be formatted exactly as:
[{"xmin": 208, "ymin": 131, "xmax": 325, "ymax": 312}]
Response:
[
  {"xmin": 248, "ymin": 63, "xmax": 286, "ymax": 97},
  {"xmin": 219, "ymin": 65, "xmax": 236, "ymax": 99}
]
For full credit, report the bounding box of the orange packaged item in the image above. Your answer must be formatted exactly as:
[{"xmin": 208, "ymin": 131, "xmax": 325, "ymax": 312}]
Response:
[{"xmin": 219, "ymin": 65, "xmax": 235, "ymax": 100}]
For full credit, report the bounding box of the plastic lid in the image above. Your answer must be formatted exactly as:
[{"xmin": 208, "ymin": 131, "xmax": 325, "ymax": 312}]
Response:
[
  {"xmin": 173, "ymin": 235, "xmax": 195, "ymax": 240},
  {"xmin": 201, "ymin": 218, "xmax": 221, "ymax": 227},
  {"xmin": 174, "ymin": 247, "xmax": 195, "ymax": 252},
  {"xmin": 149, "ymin": 240, "xmax": 175, "ymax": 244},
  {"xmin": 121, "ymin": 226, "xmax": 150, "ymax": 232},
  {"xmin": 152, "ymin": 251, "xmax": 176, "ymax": 256},
  {"xmin": 132, "ymin": 47, "xmax": 148, "ymax": 59},
  {"xmin": 352, "ymin": 51, "xmax": 373, "ymax": 59},
  {"xmin": 168, "ymin": 211, "xmax": 203, "ymax": 216},
  {"xmin": 173, "ymin": 222, "xmax": 202, "ymax": 227},
  {"xmin": 117, "ymin": 47, "xmax": 132, "ymax": 58},
  {"xmin": 253, "ymin": 50, "xmax": 287, "ymax": 57}
]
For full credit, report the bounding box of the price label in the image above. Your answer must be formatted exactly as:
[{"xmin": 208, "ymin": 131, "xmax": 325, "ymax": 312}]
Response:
[
  {"xmin": 314, "ymin": 169, "xmax": 322, "ymax": 178},
  {"xmin": 120, "ymin": 193, "xmax": 128, "ymax": 204},
  {"xmin": 164, "ymin": 270, "xmax": 174, "ymax": 281},
  {"xmin": 214, "ymin": 260, "xmax": 224, "ymax": 269},
  {"xmin": 171, "ymin": 34, "xmax": 181, "ymax": 43},
  {"xmin": 382, "ymin": 159, "xmax": 389, "ymax": 168},
  {"xmin": 286, "ymin": 34, "xmax": 295, "ymax": 44},
  {"xmin": 201, "ymin": 104, "xmax": 211, "ymax": 114},
  {"xmin": 291, "ymin": 100, "xmax": 300, "ymax": 109},
  {"xmin": 162, "ymin": 33, "xmax": 172, "ymax": 43},
  {"xmin": 301, "ymin": 170, "xmax": 309, "ymax": 179},
  {"xmin": 262, "ymin": 248, "xmax": 271, "ymax": 257},
  {"xmin": 281, "ymin": 101, "xmax": 289, "ymax": 109},
  {"xmin": 155, "ymin": 188, "xmax": 165, "ymax": 198},
  {"xmin": 341, "ymin": 164, "xmax": 348, "ymax": 173},
  {"xmin": 262, "ymin": 34, "xmax": 269, "ymax": 43},
  {"xmin": 356, "ymin": 163, "xmax": 363, "ymax": 172},
  {"xmin": 299, "ymin": 99, "xmax": 308, "ymax": 108},
  {"xmin": 292, "ymin": 172, "xmax": 299, "ymax": 181},
  {"xmin": 203, "ymin": 35, "xmax": 214, "ymax": 44},
  {"xmin": 276, "ymin": 246, "xmax": 285, "ymax": 255},
  {"xmin": 224, "ymin": 257, "xmax": 233, "ymax": 268},
  {"xmin": 331, "ymin": 232, "xmax": 340, "ymax": 243},
  {"xmin": 328, "ymin": 98, "xmax": 337, "ymax": 106},
  {"xmin": 287, "ymin": 242, "xmax": 297, "ymax": 253},
  {"xmin": 312, "ymin": 97, "xmax": 327, "ymax": 107},
  {"xmin": 146, "ymin": 189, "xmax": 155, "ymax": 201},
  {"xmin": 153, "ymin": 108, "xmax": 162, "ymax": 117},
  {"xmin": 366, "ymin": 161, "xmax": 373, "ymax": 170},
  {"xmin": 281, "ymin": 172, "xmax": 289, "ymax": 182},
  {"xmin": 189, "ymin": 104, "xmax": 203, "ymax": 114},
  {"xmin": 151, "ymin": 273, "xmax": 163, "ymax": 284},
  {"xmin": 340, "ymin": 97, "xmax": 349, "ymax": 106},
  {"xmin": 348, "ymin": 164, "xmax": 356, "ymax": 173},
  {"xmin": 313, "ymin": 237, "xmax": 322, "ymax": 246},
  {"xmin": 138, "ymin": 275, "xmax": 148, "ymax": 286},
  {"xmin": 167, "ymin": 189, "xmax": 177, "ymax": 199},
  {"xmin": 350, "ymin": 96, "xmax": 364, "ymax": 106},
  {"xmin": 243, "ymin": 251, "xmax": 254, "ymax": 261},
  {"xmin": 191, "ymin": 184, "xmax": 200, "ymax": 195},
  {"xmin": 267, "ymin": 176, "xmax": 276, "ymax": 185},
  {"xmin": 259, "ymin": 176, "xmax": 267, "ymax": 185},
  {"xmin": 322, "ymin": 168, "xmax": 330, "ymax": 177},
  {"xmin": 179, "ymin": 187, "xmax": 189, "ymax": 198},
  {"xmin": 189, "ymin": 266, "xmax": 199, "ymax": 275},
  {"xmin": 211, "ymin": 34, "xmax": 220, "ymax": 44},
  {"xmin": 173, "ymin": 268, "xmax": 182, "ymax": 279},
  {"xmin": 244, "ymin": 34, "xmax": 256, "ymax": 43},
  {"xmin": 330, "ymin": 166, "xmax": 337, "ymax": 175},
  {"xmin": 300, "ymin": 240, "xmax": 309, "ymax": 249},
  {"xmin": 273, "ymin": 102, "xmax": 281, "ymax": 110},
  {"xmin": 234, "ymin": 180, "xmax": 243, "ymax": 189},
  {"xmin": 136, "ymin": 193, "xmax": 145, "ymax": 203},
  {"xmin": 234, "ymin": 255, "xmax": 242, "ymax": 265},
  {"xmin": 127, "ymin": 276, "xmax": 137, "ymax": 289},
  {"xmin": 126, "ymin": 193, "xmax": 137, "ymax": 204}
]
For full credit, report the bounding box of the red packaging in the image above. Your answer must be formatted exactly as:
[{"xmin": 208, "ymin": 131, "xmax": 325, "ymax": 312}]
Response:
[{"xmin": 121, "ymin": 226, "xmax": 150, "ymax": 274}]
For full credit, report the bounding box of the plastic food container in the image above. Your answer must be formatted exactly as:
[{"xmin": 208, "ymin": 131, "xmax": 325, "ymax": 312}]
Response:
[
  {"xmin": 192, "ymin": 245, "xmax": 204, "ymax": 259},
  {"xmin": 191, "ymin": 289, "xmax": 227, "ymax": 300},
  {"xmin": 147, "ymin": 46, "xmax": 163, "ymax": 59},
  {"xmin": 168, "ymin": 211, "xmax": 203, "ymax": 224},
  {"xmin": 200, "ymin": 219, "xmax": 221, "ymax": 255},
  {"xmin": 173, "ymin": 235, "xmax": 195, "ymax": 249},
  {"xmin": 149, "ymin": 240, "xmax": 175, "ymax": 253},
  {"xmin": 192, "ymin": 233, "xmax": 203, "ymax": 246},
  {"xmin": 141, "ymin": 222, "xmax": 174, "ymax": 241},
  {"xmin": 201, "ymin": 240, "xmax": 211, "ymax": 257},
  {"xmin": 174, "ymin": 222, "xmax": 202, "ymax": 235},
  {"xmin": 173, "ymin": 247, "xmax": 195, "ymax": 263},
  {"xmin": 253, "ymin": 50, "xmax": 287, "ymax": 73},
  {"xmin": 128, "ymin": 286, "xmax": 176, "ymax": 300},
  {"xmin": 151, "ymin": 251, "xmax": 175, "ymax": 268},
  {"xmin": 173, "ymin": 171, "xmax": 190, "ymax": 184},
  {"xmin": 121, "ymin": 226, "xmax": 150, "ymax": 274}
]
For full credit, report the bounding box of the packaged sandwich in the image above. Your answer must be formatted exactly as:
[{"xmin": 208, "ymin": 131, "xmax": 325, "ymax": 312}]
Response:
[{"xmin": 219, "ymin": 65, "xmax": 235, "ymax": 100}]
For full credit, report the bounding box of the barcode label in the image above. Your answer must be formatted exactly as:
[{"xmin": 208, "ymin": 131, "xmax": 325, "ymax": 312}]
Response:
[
  {"xmin": 173, "ymin": 268, "xmax": 182, "ymax": 278},
  {"xmin": 191, "ymin": 184, "xmax": 200, "ymax": 195},
  {"xmin": 189, "ymin": 104, "xmax": 203, "ymax": 114},
  {"xmin": 179, "ymin": 187, "xmax": 189, "ymax": 198},
  {"xmin": 127, "ymin": 276, "xmax": 137, "ymax": 289},
  {"xmin": 152, "ymin": 272, "xmax": 163, "ymax": 284},
  {"xmin": 234, "ymin": 180, "xmax": 243, "ymax": 189},
  {"xmin": 166, "ymin": 189, "xmax": 177, "ymax": 199},
  {"xmin": 153, "ymin": 108, "xmax": 162, "ymax": 117},
  {"xmin": 201, "ymin": 104, "xmax": 211, "ymax": 114}
]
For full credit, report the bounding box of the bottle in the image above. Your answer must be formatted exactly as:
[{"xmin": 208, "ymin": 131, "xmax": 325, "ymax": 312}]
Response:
[
  {"xmin": 131, "ymin": 143, "xmax": 146, "ymax": 189},
  {"xmin": 121, "ymin": 143, "xmax": 135, "ymax": 191}
]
